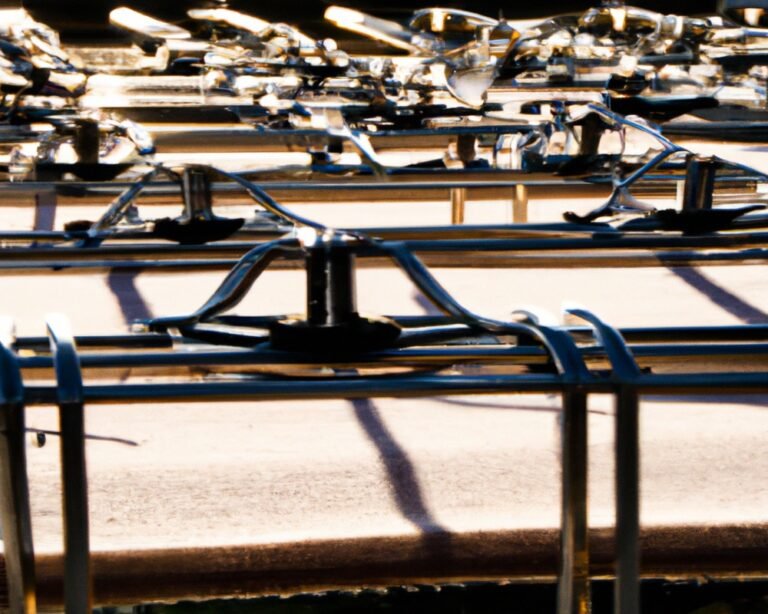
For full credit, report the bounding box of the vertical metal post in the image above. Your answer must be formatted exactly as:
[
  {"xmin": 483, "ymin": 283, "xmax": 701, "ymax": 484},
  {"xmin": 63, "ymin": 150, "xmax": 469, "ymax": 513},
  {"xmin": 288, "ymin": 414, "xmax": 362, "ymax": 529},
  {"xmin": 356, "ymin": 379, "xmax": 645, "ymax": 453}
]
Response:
[
  {"xmin": 305, "ymin": 242, "xmax": 357, "ymax": 326},
  {"xmin": 0, "ymin": 319, "xmax": 37, "ymax": 614},
  {"xmin": 456, "ymin": 134, "xmax": 477, "ymax": 165},
  {"xmin": 450, "ymin": 134, "xmax": 474, "ymax": 226},
  {"xmin": 450, "ymin": 187, "xmax": 467, "ymax": 224},
  {"xmin": 558, "ymin": 390, "xmax": 590, "ymax": 614},
  {"xmin": 527, "ymin": 325, "xmax": 593, "ymax": 614},
  {"xmin": 47, "ymin": 315, "xmax": 92, "ymax": 614},
  {"xmin": 614, "ymin": 387, "xmax": 640, "ymax": 614},
  {"xmin": 565, "ymin": 308, "xmax": 642, "ymax": 614},
  {"xmin": 682, "ymin": 155, "xmax": 717, "ymax": 211},
  {"xmin": 512, "ymin": 184, "xmax": 529, "ymax": 223},
  {"xmin": 31, "ymin": 188, "xmax": 58, "ymax": 248},
  {"xmin": 73, "ymin": 119, "xmax": 100, "ymax": 166},
  {"xmin": 181, "ymin": 166, "xmax": 214, "ymax": 221}
]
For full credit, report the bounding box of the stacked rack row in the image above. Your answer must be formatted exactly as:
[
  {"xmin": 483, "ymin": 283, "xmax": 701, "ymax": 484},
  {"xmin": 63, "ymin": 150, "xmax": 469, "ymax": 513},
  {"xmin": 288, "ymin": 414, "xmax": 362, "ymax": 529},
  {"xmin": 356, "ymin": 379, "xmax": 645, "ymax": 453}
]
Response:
[{"xmin": 0, "ymin": 2, "xmax": 767, "ymax": 614}]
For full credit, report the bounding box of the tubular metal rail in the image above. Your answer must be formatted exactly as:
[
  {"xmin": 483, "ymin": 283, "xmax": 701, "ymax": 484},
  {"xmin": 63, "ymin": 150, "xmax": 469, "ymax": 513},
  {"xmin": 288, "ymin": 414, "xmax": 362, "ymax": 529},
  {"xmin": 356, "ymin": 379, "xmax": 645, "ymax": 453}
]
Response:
[
  {"xmin": 0, "ymin": 232, "xmax": 766, "ymax": 614},
  {"xmin": 1, "ymin": 117, "xmax": 768, "ymax": 274},
  {"xmin": 1, "ymin": 103, "xmax": 767, "ymax": 248}
]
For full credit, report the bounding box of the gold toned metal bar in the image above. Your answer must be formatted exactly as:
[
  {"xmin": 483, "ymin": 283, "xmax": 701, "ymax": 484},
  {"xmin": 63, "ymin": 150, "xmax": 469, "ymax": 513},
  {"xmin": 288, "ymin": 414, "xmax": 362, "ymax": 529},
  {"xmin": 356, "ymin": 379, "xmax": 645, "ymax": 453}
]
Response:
[
  {"xmin": 450, "ymin": 187, "xmax": 467, "ymax": 224},
  {"xmin": 513, "ymin": 184, "xmax": 529, "ymax": 223},
  {"xmin": 558, "ymin": 392, "xmax": 591, "ymax": 614}
]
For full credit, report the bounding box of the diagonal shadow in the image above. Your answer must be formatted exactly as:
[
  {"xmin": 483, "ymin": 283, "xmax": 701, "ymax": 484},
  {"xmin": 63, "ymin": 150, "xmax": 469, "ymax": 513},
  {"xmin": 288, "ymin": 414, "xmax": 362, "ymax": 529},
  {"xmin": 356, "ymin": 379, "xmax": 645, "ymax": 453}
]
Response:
[
  {"xmin": 659, "ymin": 268, "xmax": 766, "ymax": 405},
  {"xmin": 106, "ymin": 268, "xmax": 153, "ymax": 324},
  {"xmin": 668, "ymin": 267, "xmax": 768, "ymax": 324},
  {"xmin": 350, "ymin": 399, "xmax": 453, "ymax": 561},
  {"xmin": 412, "ymin": 289, "xmax": 443, "ymax": 316},
  {"xmin": 350, "ymin": 399, "xmax": 445, "ymax": 534}
]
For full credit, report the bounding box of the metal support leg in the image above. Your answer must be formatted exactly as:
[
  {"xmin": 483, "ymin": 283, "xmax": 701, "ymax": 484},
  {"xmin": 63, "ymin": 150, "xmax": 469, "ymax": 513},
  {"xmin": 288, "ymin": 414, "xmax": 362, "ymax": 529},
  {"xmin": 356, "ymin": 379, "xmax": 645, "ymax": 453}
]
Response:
[
  {"xmin": 47, "ymin": 315, "xmax": 92, "ymax": 614},
  {"xmin": 0, "ymin": 319, "xmax": 37, "ymax": 614},
  {"xmin": 614, "ymin": 387, "xmax": 640, "ymax": 614},
  {"xmin": 524, "ymin": 325, "xmax": 593, "ymax": 614},
  {"xmin": 181, "ymin": 166, "xmax": 214, "ymax": 221},
  {"xmin": 73, "ymin": 119, "xmax": 101, "ymax": 166},
  {"xmin": 675, "ymin": 180, "xmax": 685, "ymax": 209},
  {"xmin": 565, "ymin": 308, "xmax": 642, "ymax": 614},
  {"xmin": 682, "ymin": 155, "xmax": 717, "ymax": 212},
  {"xmin": 512, "ymin": 184, "xmax": 529, "ymax": 223},
  {"xmin": 450, "ymin": 187, "xmax": 467, "ymax": 225},
  {"xmin": 558, "ymin": 390, "xmax": 590, "ymax": 614}
]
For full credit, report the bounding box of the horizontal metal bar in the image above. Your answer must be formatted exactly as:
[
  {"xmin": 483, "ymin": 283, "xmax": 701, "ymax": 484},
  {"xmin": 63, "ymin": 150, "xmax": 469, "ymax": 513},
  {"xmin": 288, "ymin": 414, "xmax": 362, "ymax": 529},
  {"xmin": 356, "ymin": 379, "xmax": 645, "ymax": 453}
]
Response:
[
  {"xmin": 0, "ymin": 175, "xmax": 600, "ymax": 197},
  {"xmin": 4, "ymin": 231, "xmax": 768, "ymax": 259},
  {"xmin": 14, "ymin": 343, "xmax": 768, "ymax": 374},
  {"xmin": 0, "ymin": 172, "xmax": 757, "ymax": 200},
  {"xmin": 0, "ymin": 223, "xmax": 614, "ymax": 246},
  {"xmin": 14, "ymin": 333, "xmax": 172, "ymax": 351},
  {"xmin": 0, "ymin": 250, "xmax": 764, "ymax": 274},
  {"xmin": 149, "ymin": 124, "xmax": 540, "ymax": 153},
  {"xmin": 0, "ymin": 229, "xmax": 767, "ymax": 274},
  {"xmin": 17, "ymin": 371, "xmax": 768, "ymax": 406},
  {"xmin": 13, "ymin": 324, "xmax": 768, "ymax": 351}
]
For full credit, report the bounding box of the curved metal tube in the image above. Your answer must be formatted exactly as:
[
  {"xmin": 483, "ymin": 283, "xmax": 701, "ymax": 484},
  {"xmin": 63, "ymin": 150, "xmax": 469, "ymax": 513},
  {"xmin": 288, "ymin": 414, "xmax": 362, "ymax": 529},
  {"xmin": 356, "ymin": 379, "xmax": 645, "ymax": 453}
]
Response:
[
  {"xmin": 86, "ymin": 161, "xmax": 327, "ymax": 243},
  {"xmin": 210, "ymin": 166, "xmax": 328, "ymax": 231},
  {"xmin": 326, "ymin": 125, "xmax": 387, "ymax": 178},
  {"xmin": 386, "ymin": 241, "xmax": 591, "ymax": 378},
  {"xmin": 87, "ymin": 165, "xmax": 179, "ymax": 238},
  {"xmin": 148, "ymin": 239, "xmax": 300, "ymax": 330},
  {"xmin": 567, "ymin": 308, "xmax": 641, "ymax": 381}
]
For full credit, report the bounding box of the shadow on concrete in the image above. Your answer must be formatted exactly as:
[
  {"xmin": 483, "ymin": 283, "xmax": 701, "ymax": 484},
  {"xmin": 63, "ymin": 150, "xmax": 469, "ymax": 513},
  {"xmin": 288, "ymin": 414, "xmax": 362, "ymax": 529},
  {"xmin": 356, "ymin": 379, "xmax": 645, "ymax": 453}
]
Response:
[
  {"xmin": 669, "ymin": 267, "xmax": 767, "ymax": 325},
  {"xmin": 350, "ymin": 398, "xmax": 453, "ymax": 561},
  {"xmin": 107, "ymin": 269, "xmax": 153, "ymax": 324}
]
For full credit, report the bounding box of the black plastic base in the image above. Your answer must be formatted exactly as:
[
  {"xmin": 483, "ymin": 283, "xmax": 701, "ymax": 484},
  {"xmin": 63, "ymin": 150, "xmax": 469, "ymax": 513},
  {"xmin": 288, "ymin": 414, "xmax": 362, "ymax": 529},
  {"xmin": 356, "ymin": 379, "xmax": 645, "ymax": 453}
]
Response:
[{"xmin": 270, "ymin": 316, "xmax": 401, "ymax": 353}]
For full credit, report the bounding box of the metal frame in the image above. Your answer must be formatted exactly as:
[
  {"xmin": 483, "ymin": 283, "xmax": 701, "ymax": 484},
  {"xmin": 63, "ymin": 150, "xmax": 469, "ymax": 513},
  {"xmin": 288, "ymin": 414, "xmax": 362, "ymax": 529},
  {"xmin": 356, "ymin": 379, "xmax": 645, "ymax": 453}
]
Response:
[
  {"xmin": 0, "ymin": 234, "xmax": 765, "ymax": 614},
  {"xmin": 1, "ymin": 5, "xmax": 768, "ymax": 613},
  {"xmin": 0, "ymin": 134, "xmax": 766, "ymax": 273}
]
